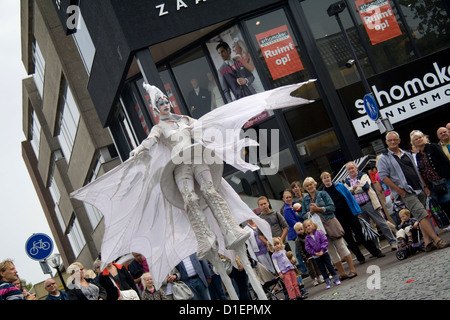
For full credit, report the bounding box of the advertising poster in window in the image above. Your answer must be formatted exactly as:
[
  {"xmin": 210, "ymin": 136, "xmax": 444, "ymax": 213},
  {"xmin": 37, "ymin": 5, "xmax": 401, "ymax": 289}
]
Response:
[
  {"xmin": 355, "ymin": 0, "xmax": 402, "ymax": 45},
  {"xmin": 206, "ymin": 25, "xmax": 269, "ymax": 127},
  {"xmin": 255, "ymin": 25, "xmax": 304, "ymax": 80},
  {"xmin": 134, "ymin": 103, "xmax": 150, "ymax": 135}
]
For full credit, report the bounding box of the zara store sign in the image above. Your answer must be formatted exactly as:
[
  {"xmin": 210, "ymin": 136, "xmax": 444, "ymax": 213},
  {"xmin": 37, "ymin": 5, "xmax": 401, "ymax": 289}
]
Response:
[
  {"xmin": 155, "ymin": 0, "xmax": 207, "ymax": 17},
  {"xmin": 338, "ymin": 48, "xmax": 450, "ymax": 137}
]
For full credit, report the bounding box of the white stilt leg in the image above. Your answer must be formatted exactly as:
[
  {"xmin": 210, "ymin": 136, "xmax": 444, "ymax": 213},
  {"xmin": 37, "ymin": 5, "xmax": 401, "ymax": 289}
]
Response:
[
  {"xmin": 205, "ymin": 251, "xmax": 239, "ymax": 300},
  {"xmin": 234, "ymin": 245, "xmax": 268, "ymax": 300}
]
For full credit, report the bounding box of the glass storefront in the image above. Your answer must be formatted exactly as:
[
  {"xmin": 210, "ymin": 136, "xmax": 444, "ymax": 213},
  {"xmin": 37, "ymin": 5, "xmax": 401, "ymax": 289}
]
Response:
[
  {"xmin": 115, "ymin": 0, "xmax": 449, "ymax": 209},
  {"xmin": 171, "ymin": 47, "xmax": 223, "ymax": 119},
  {"xmin": 301, "ymin": 0, "xmax": 450, "ymax": 89},
  {"xmin": 244, "ymin": 8, "xmax": 312, "ymax": 87}
]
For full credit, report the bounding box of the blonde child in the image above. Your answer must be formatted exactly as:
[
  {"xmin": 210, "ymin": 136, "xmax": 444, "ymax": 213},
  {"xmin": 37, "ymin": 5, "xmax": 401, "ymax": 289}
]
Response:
[
  {"xmin": 304, "ymin": 219, "xmax": 341, "ymax": 289},
  {"xmin": 268, "ymin": 237, "xmax": 303, "ymax": 300},
  {"xmin": 294, "ymin": 222, "xmax": 324, "ymax": 286},
  {"xmin": 141, "ymin": 272, "xmax": 167, "ymax": 300},
  {"xmin": 396, "ymin": 209, "xmax": 419, "ymax": 247}
]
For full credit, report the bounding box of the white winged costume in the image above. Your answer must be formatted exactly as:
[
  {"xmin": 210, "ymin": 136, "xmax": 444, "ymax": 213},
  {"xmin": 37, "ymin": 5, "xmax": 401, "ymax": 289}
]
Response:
[{"xmin": 71, "ymin": 80, "xmax": 315, "ymax": 290}]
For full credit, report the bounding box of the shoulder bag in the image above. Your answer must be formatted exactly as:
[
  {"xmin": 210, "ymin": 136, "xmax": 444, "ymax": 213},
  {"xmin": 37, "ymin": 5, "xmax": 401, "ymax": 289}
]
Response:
[
  {"xmin": 119, "ymin": 289, "xmax": 140, "ymax": 300},
  {"xmin": 431, "ymin": 178, "xmax": 448, "ymax": 195},
  {"xmin": 109, "ymin": 277, "xmax": 140, "ymax": 300},
  {"xmin": 172, "ymin": 281, "xmax": 194, "ymax": 300},
  {"xmin": 320, "ymin": 215, "xmax": 345, "ymax": 240}
]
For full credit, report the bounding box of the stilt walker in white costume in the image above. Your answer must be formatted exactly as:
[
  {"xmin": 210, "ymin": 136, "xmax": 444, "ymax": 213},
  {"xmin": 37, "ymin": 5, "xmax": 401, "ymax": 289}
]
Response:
[
  {"xmin": 133, "ymin": 84, "xmax": 254, "ymax": 299},
  {"xmin": 71, "ymin": 80, "xmax": 315, "ymax": 300}
]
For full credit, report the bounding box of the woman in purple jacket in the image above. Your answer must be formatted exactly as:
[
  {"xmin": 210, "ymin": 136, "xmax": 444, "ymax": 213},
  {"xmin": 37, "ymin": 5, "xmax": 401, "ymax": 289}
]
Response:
[{"xmin": 304, "ymin": 219, "xmax": 341, "ymax": 290}]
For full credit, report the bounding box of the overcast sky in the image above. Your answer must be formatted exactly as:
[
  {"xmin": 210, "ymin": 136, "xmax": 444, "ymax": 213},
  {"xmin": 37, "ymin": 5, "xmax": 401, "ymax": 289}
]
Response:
[{"xmin": 0, "ymin": 1, "xmax": 55, "ymax": 286}]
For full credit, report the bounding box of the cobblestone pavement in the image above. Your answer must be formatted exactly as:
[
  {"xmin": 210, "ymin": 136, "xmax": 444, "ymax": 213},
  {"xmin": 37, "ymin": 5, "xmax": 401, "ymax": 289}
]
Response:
[{"xmin": 306, "ymin": 228, "xmax": 450, "ymax": 300}]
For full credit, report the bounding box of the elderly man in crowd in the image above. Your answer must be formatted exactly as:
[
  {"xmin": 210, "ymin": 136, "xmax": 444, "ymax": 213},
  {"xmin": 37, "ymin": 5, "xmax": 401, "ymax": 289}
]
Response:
[
  {"xmin": 44, "ymin": 278, "xmax": 68, "ymax": 300},
  {"xmin": 437, "ymin": 126, "xmax": 450, "ymax": 161},
  {"xmin": 344, "ymin": 161, "xmax": 397, "ymax": 251},
  {"xmin": 377, "ymin": 131, "xmax": 448, "ymax": 252}
]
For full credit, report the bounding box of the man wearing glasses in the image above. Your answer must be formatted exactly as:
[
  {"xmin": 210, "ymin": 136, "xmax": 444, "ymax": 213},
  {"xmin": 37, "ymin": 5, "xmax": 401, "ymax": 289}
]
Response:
[
  {"xmin": 377, "ymin": 131, "xmax": 448, "ymax": 252},
  {"xmin": 437, "ymin": 127, "xmax": 450, "ymax": 161},
  {"xmin": 44, "ymin": 278, "xmax": 68, "ymax": 300}
]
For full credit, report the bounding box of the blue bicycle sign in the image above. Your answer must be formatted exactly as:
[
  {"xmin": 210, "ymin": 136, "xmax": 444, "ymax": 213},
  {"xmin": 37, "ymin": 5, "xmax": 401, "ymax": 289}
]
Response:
[{"xmin": 25, "ymin": 233, "xmax": 54, "ymax": 261}]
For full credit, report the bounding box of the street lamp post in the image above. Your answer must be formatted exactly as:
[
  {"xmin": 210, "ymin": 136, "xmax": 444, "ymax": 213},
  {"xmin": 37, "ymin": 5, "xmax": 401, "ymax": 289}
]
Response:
[
  {"xmin": 327, "ymin": 1, "xmax": 371, "ymax": 94},
  {"xmin": 47, "ymin": 253, "xmax": 68, "ymax": 292},
  {"xmin": 327, "ymin": 1, "xmax": 393, "ymax": 133}
]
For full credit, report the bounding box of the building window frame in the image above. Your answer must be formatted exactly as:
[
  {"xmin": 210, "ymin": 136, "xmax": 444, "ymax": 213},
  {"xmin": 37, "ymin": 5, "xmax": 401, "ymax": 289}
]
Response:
[
  {"xmin": 72, "ymin": 11, "xmax": 96, "ymax": 74},
  {"xmin": 57, "ymin": 83, "xmax": 80, "ymax": 163},
  {"xmin": 30, "ymin": 109, "xmax": 41, "ymax": 158},
  {"xmin": 67, "ymin": 215, "xmax": 86, "ymax": 258},
  {"xmin": 31, "ymin": 40, "xmax": 45, "ymax": 97}
]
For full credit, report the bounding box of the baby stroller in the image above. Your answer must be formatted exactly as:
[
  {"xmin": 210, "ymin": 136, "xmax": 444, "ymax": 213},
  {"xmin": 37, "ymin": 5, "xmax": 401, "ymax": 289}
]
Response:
[
  {"xmin": 262, "ymin": 276, "xmax": 288, "ymax": 300},
  {"xmin": 391, "ymin": 200, "xmax": 406, "ymax": 227},
  {"xmin": 396, "ymin": 227, "xmax": 425, "ymax": 260}
]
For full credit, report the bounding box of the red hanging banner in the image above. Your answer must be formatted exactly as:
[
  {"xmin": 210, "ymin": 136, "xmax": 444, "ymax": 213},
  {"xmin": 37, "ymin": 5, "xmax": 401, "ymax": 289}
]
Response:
[
  {"xmin": 255, "ymin": 25, "xmax": 304, "ymax": 80},
  {"xmin": 355, "ymin": 0, "xmax": 402, "ymax": 45}
]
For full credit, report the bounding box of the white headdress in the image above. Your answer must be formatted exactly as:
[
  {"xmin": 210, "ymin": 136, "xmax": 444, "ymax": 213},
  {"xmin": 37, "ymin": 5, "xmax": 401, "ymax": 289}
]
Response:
[{"xmin": 143, "ymin": 83, "xmax": 168, "ymax": 114}]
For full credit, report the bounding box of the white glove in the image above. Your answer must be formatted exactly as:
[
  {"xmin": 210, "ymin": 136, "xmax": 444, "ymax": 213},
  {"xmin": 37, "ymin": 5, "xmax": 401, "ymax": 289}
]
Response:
[
  {"xmin": 129, "ymin": 137, "xmax": 156, "ymax": 158},
  {"xmin": 129, "ymin": 144, "xmax": 145, "ymax": 158}
]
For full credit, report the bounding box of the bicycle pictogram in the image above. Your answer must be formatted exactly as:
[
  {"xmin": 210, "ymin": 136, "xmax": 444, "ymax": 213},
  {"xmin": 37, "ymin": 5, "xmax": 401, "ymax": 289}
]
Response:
[
  {"xmin": 25, "ymin": 233, "xmax": 54, "ymax": 260},
  {"xmin": 29, "ymin": 239, "xmax": 51, "ymax": 256}
]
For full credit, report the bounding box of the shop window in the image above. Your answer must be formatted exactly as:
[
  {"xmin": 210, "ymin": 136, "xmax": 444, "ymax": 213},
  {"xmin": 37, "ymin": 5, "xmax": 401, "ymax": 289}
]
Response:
[
  {"xmin": 108, "ymin": 103, "xmax": 139, "ymax": 161},
  {"xmin": 159, "ymin": 68, "xmax": 186, "ymax": 116},
  {"xmin": 284, "ymin": 101, "xmax": 333, "ymax": 141},
  {"xmin": 170, "ymin": 47, "xmax": 224, "ymax": 119},
  {"xmin": 244, "ymin": 9, "xmax": 312, "ymax": 88},
  {"xmin": 301, "ymin": 0, "xmax": 450, "ymax": 88},
  {"xmin": 296, "ymin": 130, "xmax": 346, "ymax": 183},
  {"xmin": 120, "ymin": 83, "xmax": 152, "ymax": 142},
  {"xmin": 399, "ymin": 0, "xmax": 450, "ymax": 56},
  {"xmin": 224, "ymin": 148, "xmax": 297, "ymax": 212},
  {"xmin": 206, "ymin": 25, "xmax": 266, "ymax": 103},
  {"xmin": 285, "ymin": 100, "xmax": 345, "ymax": 182},
  {"xmin": 301, "ymin": 0, "xmax": 376, "ymax": 88}
]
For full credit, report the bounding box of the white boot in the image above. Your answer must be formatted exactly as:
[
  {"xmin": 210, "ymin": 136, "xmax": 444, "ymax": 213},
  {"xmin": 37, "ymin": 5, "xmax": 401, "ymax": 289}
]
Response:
[
  {"xmin": 199, "ymin": 178, "xmax": 250, "ymax": 250},
  {"xmin": 178, "ymin": 180, "xmax": 218, "ymax": 259}
]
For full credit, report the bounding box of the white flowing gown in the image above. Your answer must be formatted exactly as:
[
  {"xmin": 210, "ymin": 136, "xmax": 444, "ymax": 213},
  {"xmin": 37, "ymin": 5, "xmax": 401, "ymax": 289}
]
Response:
[{"xmin": 71, "ymin": 80, "xmax": 315, "ymax": 288}]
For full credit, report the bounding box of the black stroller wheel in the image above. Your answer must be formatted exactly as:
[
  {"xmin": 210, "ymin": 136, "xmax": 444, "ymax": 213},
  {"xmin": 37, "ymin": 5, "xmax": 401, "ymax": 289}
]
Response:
[{"xmin": 396, "ymin": 250, "xmax": 407, "ymax": 260}]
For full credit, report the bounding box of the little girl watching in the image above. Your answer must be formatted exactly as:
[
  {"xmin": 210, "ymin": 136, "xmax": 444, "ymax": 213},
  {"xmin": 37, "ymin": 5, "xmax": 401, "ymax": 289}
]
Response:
[
  {"xmin": 268, "ymin": 237, "xmax": 304, "ymax": 300},
  {"xmin": 304, "ymin": 219, "xmax": 341, "ymax": 289}
]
